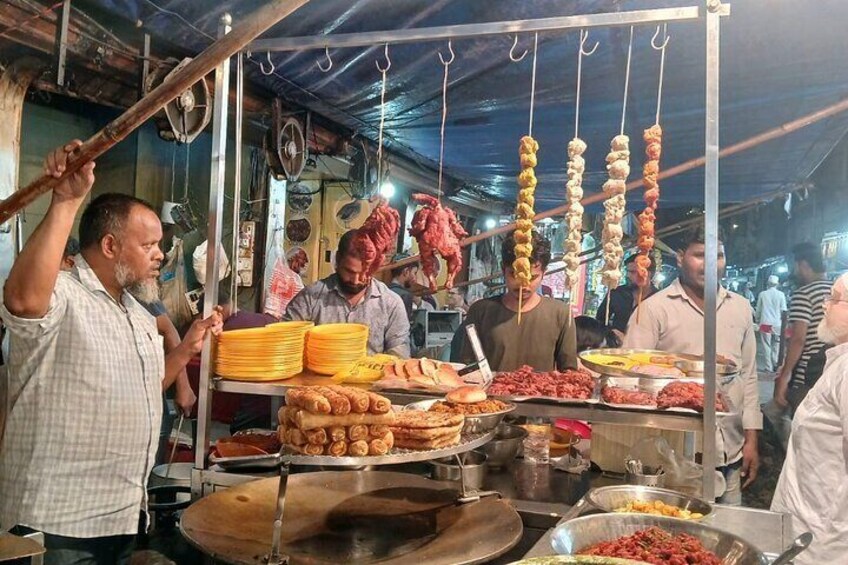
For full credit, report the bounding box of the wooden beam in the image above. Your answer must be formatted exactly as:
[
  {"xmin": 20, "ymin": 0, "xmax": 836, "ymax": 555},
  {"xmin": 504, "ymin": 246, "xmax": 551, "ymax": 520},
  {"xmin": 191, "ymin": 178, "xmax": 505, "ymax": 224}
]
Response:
[{"xmin": 0, "ymin": 0, "xmax": 312, "ymax": 224}]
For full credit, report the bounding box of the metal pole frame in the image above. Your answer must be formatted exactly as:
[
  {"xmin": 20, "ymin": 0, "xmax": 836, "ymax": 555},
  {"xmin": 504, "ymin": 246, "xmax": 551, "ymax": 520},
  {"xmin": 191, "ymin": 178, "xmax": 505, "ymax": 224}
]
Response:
[
  {"xmin": 249, "ymin": 6, "xmax": 728, "ymax": 53},
  {"xmin": 702, "ymin": 0, "xmax": 724, "ymax": 502},
  {"xmin": 195, "ymin": 13, "xmax": 232, "ymax": 471}
]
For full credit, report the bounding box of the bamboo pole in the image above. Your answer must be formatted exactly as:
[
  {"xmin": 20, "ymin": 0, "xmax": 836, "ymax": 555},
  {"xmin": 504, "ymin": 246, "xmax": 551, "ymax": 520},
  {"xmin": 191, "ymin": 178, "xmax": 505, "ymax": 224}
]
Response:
[
  {"xmin": 382, "ymin": 94, "xmax": 848, "ymax": 274},
  {"xmin": 0, "ymin": 0, "xmax": 311, "ymax": 225}
]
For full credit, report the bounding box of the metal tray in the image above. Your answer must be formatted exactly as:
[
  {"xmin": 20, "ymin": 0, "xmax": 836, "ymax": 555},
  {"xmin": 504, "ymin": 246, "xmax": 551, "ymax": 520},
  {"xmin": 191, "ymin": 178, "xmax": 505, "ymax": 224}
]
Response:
[
  {"xmin": 580, "ymin": 349, "xmax": 738, "ymax": 380},
  {"xmin": 551, "ymin": 513, "xmax": 768, "ymax": 564},
  {"xmin": 209, "ymin": 430, "xmax": 496, "ymax": 470},
  {"xmin": 600, "ymin": 376, "xmax": 736, "ymax": 416},
  {"xmin": 488, "ymin": 371, "xmax": 600, "ymax": 405},
  {"xmin": 585, "ymin": 485, "xmax": 713, "ymax": 520}
]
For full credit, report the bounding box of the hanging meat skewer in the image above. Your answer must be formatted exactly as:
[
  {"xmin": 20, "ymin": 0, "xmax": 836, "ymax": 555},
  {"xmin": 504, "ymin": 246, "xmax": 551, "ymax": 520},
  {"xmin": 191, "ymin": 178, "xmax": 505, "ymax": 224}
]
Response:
[
  {"xmin": 635, "ymin": 124, "xmax": 663, "ymax": 286},
  {"xmin": 564, "ymin": 138, "xmax": 587, "ymax": 290},
  {"xmin": 514, "ymin": 135, "xmax": 539, "ymax": 298},
  {"xmin": 600, "ymin": 134, "xmax": 630, "ymax": 292}
]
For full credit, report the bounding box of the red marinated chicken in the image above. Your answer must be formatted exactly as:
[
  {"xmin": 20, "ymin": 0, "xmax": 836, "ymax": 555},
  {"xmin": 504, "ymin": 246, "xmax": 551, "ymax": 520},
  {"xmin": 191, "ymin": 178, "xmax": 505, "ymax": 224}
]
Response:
[
  {"xmin": 353, "ymin": 198, "xmax": 400, "ymax": 276},
  {"xmin": 409, "ymin": 193, "xmax": 468, "ymax": 290}
]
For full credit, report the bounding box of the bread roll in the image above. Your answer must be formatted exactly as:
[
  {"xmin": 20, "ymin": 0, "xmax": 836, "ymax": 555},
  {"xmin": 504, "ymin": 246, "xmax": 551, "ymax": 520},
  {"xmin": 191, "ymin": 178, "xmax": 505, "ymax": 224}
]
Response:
[
  {"xmin": 328, "ymin": 425, "xmax": 346, "ymax": 442},
  {"xmin": 300, "ymin": 443, "xmax": 324, "ymax": 456},
  {"xmin": 368, "ymin": 439, "xmax": 389, "ymax": 456},
  {"xmin": 348, "ymin": 440, "xmax": 369, "ymax": 457},
  {"xmin": 446, "ymin": 386, "xmax": 487, "ymax": 404},
  {"xmin": 369, "ymin": 424, "xmax": 390, "ymax": 438},
  {"xmin": 328, "ymin": 440, "xmax": 348, "ymax": 456},
  {"xmin": 366, "ymin": 391, "xmax": 391, "ymax": 414},
  {"xmin": 348, "ymin": 424, "xmax": 368, "ymax": 442},
  {"xmin": 304, "ymin": 428, "xmax": 328, "ymax": 446},
  {"xmin": 313, "ymin": 386, "xmax": 352, "ymax": 415},
  {"xmin": 285, "ymin": 389, "xmax": 331, "ymax": 415},
  {"xmin": 326, "ymin": 385, "xmax": 370, "ymax": 413}
]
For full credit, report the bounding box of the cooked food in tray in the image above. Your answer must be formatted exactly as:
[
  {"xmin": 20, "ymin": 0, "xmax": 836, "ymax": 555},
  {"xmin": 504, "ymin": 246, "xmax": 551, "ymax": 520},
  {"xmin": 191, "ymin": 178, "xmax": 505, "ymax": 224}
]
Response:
[
  {"xmin": 578, "ymin": 527, "xmax": 720, "ymax": 565},
  {"xmin": 278, "ymin": 385, "xmax": 396, "ymax": 456},
  {"xmin": 488, "ymin": 365, "xmax": 595, "ymax": 401},
  {"xmin": 429, "ymin": 385, "xmax": 511, "ymax": 415},
  {"xmin": 656, "ymin": 381, "xmax": 727, "ymax": 413},
  {"xmin": 613, "ymin": 500, "xmax": 704, "ymax": 521},
  {"xmin": 372, "ymin": 358, "xmax": 464, "ymax": 392},
  {"xmin": 331, "ymin": 353, "xmax": 398, "ymax": 384},
  {"xmin": 601, "ymin": 386, "xmax": 656, "ymax": 407}
]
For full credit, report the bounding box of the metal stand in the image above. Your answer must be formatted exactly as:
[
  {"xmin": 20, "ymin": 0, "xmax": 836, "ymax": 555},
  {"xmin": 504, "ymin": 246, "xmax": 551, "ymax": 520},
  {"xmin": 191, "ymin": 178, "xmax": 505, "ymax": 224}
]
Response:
[
  {"xmin": 453, "ymin": 452, "xmax": 502, "ymax": 504},
  {"xmin": 266, "ymin": 459, "xmax": 291, "ymax": 565}
]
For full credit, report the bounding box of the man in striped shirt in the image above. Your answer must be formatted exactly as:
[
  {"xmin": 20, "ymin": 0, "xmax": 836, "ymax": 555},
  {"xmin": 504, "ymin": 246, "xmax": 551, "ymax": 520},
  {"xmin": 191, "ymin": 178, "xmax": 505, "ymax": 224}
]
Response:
[{"xmin": 774, "ymin": 242, "xmax": 832, "ymax": 414}]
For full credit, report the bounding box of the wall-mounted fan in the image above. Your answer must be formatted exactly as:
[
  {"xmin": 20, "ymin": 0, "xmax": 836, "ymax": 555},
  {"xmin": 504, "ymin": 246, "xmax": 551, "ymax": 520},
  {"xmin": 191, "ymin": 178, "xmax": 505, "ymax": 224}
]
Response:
[
  {"xmin": 147, "ymin": 58, "xmax": 211, "ymax": 144},
  {"xmin": 278, "ymin": 118, "xmax": 307, "ymax": 181}
]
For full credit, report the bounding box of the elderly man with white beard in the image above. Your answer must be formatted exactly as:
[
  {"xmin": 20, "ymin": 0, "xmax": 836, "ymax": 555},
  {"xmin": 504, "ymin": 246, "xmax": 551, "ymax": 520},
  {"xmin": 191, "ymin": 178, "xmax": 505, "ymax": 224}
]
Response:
[
  {"xmin": 0, "ymin": 141, "xmax": 223, "ymax": 565},
  {"xmin": 771, "ymin": 272, "xmax": 848, "ymax": 563}
]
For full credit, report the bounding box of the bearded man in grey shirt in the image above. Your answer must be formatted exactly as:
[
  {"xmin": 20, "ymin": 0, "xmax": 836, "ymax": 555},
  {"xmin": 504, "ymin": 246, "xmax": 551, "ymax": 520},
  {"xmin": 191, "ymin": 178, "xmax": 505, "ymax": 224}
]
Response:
[{"xmin": 285, "ymin": 229, "xmax": 410, "ymax": 357}]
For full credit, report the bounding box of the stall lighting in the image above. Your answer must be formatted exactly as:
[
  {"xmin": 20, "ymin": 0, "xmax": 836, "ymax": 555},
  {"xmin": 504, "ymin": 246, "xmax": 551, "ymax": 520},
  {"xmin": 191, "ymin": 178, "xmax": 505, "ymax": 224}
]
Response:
[
  {"xmin": 655, "ymin": 272, "xmax": 667, "ymax": 283},
  {"xmin": 777, "ymin": 264, "xmax": 789, "ymax": 274},
  {"xmin": 379, "ymin": 180, "xmax": 396, "ymax": 199},
  {"xmin": 484, "ymin": 217, "xmax": 497, "ymax": 230}
]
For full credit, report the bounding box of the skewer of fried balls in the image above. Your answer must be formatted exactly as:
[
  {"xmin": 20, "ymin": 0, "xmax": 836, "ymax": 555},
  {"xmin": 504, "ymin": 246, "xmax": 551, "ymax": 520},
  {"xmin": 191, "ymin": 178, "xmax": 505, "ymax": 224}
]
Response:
[
  {"xmin": 563, "ymin": 138, "xmax": 587, "ymax": 291},
  {"xmin": 635, "ymin": 125, "xmax": 662, "ymax": 287},
  {"xmin": 601, "ymin": 134, "xmax": 630, "ymax": 295},
  {"xmin": 515, "ymin": 135, "xmax": 539, "ymax": 323}
]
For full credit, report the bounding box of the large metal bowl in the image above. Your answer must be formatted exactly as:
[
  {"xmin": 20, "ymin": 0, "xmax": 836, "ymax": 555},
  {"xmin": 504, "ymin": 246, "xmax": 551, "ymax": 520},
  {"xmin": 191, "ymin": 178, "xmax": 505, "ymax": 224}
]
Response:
[
  {"xmin": 479, "ymin": 423, "xmax": 528, "ymax": 468},
  {"xmin": 551, "ymin": 514, "xmax": 768, "ymax": 565},
  {"xmin": 403, "ymin": 398, "xmax": 516, "ymax": 433},
  {"xmin": 585, "ymin": 485, "xmax": 712, "ymax": 520}
]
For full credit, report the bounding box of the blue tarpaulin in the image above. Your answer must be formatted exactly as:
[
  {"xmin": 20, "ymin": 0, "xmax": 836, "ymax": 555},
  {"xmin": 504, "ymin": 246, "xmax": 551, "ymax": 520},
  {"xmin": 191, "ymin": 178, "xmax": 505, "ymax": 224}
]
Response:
[{"xmin": 90, "ymin": 0, "xmax": 848, "ymax": 207}]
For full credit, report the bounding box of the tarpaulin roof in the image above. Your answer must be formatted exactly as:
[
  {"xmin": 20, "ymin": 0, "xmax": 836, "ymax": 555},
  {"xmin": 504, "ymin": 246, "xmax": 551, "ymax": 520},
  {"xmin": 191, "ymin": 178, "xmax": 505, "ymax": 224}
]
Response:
[{"xmin": 89, "ymin": 0, "xmax": 848, "ymax": 208}]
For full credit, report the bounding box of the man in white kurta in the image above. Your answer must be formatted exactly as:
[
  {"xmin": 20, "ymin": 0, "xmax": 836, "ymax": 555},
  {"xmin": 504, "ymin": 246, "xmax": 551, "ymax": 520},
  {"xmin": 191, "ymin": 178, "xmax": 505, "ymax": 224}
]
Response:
[{"xmin": 771, "ymin": 272, "xmax": 848, "ymax": 563}]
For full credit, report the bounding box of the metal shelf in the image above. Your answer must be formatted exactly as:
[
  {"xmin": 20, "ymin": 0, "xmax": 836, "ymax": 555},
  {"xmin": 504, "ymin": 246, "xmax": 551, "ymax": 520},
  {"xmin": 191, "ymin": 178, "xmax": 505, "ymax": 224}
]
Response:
[{"xmin": 212, "ymin": 376, "xmax": 704, "ymax": 432}]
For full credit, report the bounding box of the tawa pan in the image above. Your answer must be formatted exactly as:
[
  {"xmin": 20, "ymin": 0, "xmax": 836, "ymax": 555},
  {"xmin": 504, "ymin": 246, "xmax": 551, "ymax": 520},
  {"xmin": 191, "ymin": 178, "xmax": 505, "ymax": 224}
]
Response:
[{"xmin": 180, "ymin": 471, "xmax": 523, "ymax": 565}]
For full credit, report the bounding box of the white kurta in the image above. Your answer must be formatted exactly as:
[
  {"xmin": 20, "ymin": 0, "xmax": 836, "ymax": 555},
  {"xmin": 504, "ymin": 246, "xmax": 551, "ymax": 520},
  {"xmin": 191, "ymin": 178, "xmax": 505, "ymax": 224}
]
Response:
[{"xmin": 771, "ymin": 341, "xmax": 848, "ymax": 563}]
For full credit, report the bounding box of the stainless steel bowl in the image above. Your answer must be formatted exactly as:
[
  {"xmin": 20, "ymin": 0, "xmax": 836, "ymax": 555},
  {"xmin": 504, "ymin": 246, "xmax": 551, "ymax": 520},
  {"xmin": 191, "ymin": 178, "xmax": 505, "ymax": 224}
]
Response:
[
  {"xmin": 430, "ymin": 450, "xmax": 488, "ymax": 489},
  {"xmin": 479, "ymin": 423, "xmax": 528, "ymax": 469},
  {"xmin": 586, "ymin": 485, "xmax": 712, "ymax": 520},
  {"xmin": 551, "ymin": 514, "xmax": 768, "ymax": 565},
  {"xmin": 403, "ymin": 399, "xmax": 516, "ymax": 433}
]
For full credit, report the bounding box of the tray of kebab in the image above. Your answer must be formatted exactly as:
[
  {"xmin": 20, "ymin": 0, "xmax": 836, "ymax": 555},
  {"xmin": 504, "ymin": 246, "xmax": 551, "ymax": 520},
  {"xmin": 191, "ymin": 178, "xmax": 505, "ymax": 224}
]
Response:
[{"xmin": 598, "ymin": 376, "xmax": 736, "ymax": 416}]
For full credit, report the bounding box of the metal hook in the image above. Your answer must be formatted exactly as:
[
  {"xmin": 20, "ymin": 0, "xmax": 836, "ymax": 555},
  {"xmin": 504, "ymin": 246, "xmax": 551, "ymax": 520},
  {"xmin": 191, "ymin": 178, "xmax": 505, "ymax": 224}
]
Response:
[
  {"xmin": 317, "ymin": 46, "xmax": 333, "ymax": 72},
  {"xmin": 509, "ymin": 35, "xmax": 528, "ymax": 62},
  {"xmin": 579, "ymin": 29, "xmax": 599, "ymax": 56},
  {"xmin": 438, "ymin": 40, "xmax": 455, "ymax": 66},
  {"xmin": 376, "ymin": 43, "xmax": 391, "ymax": 73},
  {"xmin": 259, "ymin": 51, "xmax": 275, "ymax": 75},
  {"xmin": 651, "ymin": 24, "xmax": 670, "ymax": 50}
]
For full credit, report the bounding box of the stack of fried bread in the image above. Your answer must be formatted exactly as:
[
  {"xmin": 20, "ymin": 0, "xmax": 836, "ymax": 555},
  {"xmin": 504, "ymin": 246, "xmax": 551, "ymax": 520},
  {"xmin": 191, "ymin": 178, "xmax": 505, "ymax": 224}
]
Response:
[
  {"xmin": 390, "ymin": 411, "xmax": 465, "ymax": 450},
  {"xmin": 278, "ymin": 385, "xmax": 396, "ymax": 456}
]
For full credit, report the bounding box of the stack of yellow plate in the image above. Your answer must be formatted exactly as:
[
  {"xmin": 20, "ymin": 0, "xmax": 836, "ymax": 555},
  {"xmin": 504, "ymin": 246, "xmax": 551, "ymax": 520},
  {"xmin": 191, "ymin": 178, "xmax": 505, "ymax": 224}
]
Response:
[
  {"xmin": 305, "ymin": 323, "xmax": 369, "ymax": 375},
  {"xmin": 215, "ymin": 321, "xmax": 314, "ymax": 381}
]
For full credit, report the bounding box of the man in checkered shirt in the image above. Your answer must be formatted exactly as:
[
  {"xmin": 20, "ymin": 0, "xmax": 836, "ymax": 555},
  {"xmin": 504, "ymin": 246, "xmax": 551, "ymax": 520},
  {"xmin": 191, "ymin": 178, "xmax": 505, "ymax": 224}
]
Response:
[{"xmin": 0, "ymin": 141, "xmax": 223, "ymax": 564}]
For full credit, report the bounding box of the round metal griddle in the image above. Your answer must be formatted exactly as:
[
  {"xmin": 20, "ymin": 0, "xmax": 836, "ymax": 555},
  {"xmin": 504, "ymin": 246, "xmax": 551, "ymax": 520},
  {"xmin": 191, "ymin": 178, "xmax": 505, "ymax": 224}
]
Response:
[{"xmin": 180, "ymin": 471, "xmax": 523, "ymax": 565}]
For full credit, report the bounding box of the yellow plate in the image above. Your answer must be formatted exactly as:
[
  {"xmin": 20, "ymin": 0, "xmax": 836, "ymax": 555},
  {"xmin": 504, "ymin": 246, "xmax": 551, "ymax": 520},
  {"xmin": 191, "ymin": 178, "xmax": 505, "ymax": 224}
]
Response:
[{"xmin": 308, "ymin": 323, "xmax": 368, "ymax": 335}]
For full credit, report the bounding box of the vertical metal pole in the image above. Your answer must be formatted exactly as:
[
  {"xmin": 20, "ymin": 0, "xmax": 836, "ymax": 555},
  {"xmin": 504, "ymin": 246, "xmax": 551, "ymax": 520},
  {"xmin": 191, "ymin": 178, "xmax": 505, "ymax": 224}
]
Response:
[
  {"xmin": 55, "ymin": 0, "xmax": 71, "ymax": 86},
  {"xmin": 702, "ymin": 0, "xmax": 722, "ymax": 502},
  {"xmin": 231, "ymin": 51, "xmax": 244, "ymax": 314},
  {"xmin": 195, "ymin": 13, "xmax": 232, "ymax": 471}
]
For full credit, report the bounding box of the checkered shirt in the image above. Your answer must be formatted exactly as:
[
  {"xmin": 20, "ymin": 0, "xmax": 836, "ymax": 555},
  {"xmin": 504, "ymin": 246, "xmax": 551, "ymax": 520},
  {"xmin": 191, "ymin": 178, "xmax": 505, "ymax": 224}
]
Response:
[{"xmin": 0, "ymin": 256, "xmax": 163, "ymax": 537}]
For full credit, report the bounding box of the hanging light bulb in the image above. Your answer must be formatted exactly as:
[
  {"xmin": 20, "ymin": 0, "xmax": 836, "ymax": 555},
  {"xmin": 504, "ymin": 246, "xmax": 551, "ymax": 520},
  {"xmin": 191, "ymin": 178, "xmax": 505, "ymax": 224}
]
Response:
[
  {"xmin": 379, "ymin": 180, "xmax": 396, "ymax": 199},
  {"xmin": 484, "ymin": 217, "xmax": 497, "ymax": 230}
]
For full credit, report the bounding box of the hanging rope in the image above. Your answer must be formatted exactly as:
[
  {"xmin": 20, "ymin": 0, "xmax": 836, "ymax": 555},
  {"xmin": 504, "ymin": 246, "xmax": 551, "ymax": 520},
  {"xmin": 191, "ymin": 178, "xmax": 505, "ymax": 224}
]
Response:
[
  {"xmin": 620, "ymin": 26, "xmax": 635, "ymax": 135},
  {"xmin": 652, "ymin": 23, "xmax": 670, "ymax": 125},
  {"xmin": 437, "ymin": 40, "xmax": 455, "ymax": 202},
  {"xmin": 575, "ymin": 29, "xmax": 599, "ymax": 138},
  {"xmin": 528, "ymin": 32, "xmax": 539, "ymax": 137},
  {"xmin": 376, "ymin": 43, "xmax": 391, "ymax": 189}
]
